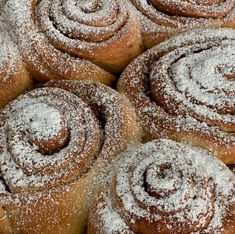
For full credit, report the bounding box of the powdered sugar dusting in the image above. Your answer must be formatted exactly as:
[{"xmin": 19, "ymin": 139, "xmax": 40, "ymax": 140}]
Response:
[
  {"xmin": 118, "ymin": 27, "xmax": 235, "ymax": 163},
  {"xmin": 45, "ymin": 80, "xmax": 141, "ymax": 160},
  {"xmin": 90, "ymin": 139, "xmax": 235, "ymax": 233},
  {"xmin": 0, "ymin": 24, "xmax": 18, "ymax": 83},
  {"xmin": 22, "ymin": 103, "xmax": 64, "ymax": 141},
  {"xmin": 95, "ymin": 189, "xmax": 134, "ymax": 233},
  {"xmin": 0, "ymin": 0, "xmax": 6, "ymax": 14},
  {"xmin": 0, "ymin": 86, "xmax": 103, "ymax": 193},
  {"xmin": 150, "ymin": 40, "xmax": 235, "ymax": 128},
  {"xmin": 129, "ymin": 0, "xmax": 235, "ymax": 47},
  {"xmin": 0, "ymin": 79, "xmax": 140, "ymax": 195},
  {"xmin": 1, "ymin": 0, "xmax": 142, "ymax": 82},
  {"xmin": 0, "ymin": 16, "xmax": 33, "ymax": 109},
  {"xmin": 0, "ymin": 80, "xmax": 140, "ymax": 233}
]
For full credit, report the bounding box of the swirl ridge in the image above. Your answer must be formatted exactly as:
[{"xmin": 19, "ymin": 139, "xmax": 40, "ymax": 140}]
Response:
[
  {"xmin": 129, "ymin": 0, "xmax": 235, "ymax": 47},
  {"xmin": 0, "ymin": 80, "xmax": 141, "ymax": 234},
  {"xmin": 3, "ymin": 0, "xmax": 142, "ymax": 83},
  {"xmin": 88, "ymin": 139, "xmax": 235, "ymax": 234},
  {"xmin": 118, "ymin": 28, "xmax": 235, "ymax": 164}
]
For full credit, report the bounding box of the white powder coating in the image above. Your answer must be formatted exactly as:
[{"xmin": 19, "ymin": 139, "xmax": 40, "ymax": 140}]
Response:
[
  {"xmin": 0, "ymin": 80, "xmax": 140, "ymax": 233},
  {"xmin": 129, "ymin": 0, "xmax": 235, "ymax": 37},
  {"xmin": 0, "ymin": 0, "xmax": 7, "ymax": 14},
  {"xmin": 95, "ymin": 189, "xmax": 135, "ymax": 234},
  {"xmin": 0, "ymin": 16, "xmax": 33, "ymax": 109},
  {"xmin": 22, "ymin": 103, "xmax": 64, "ymax": 141},
  {"xmin": 0, "ymin": 87, "xmax": 102, "ymax": 193},
  {"xmin": 150, "ymin": 40, "xmax": 235, "ymax": 126},
  {"xmin": 0, "ymin": 79, "xmax": 138, "ymax": 196},
  {"xmin": 92, "ymin": 139, "xmax": 235, "ymax": 233},
  {"xmin": 118, "ymin": 27, "xmax": 235, "ymax": 162},
  {"xmin": 0, "ymin": 0, "xmax": 140, "ymax": 81},
  {"xmin": 0, "ymin": 22, "xmax": 20, "ymax": 83}
]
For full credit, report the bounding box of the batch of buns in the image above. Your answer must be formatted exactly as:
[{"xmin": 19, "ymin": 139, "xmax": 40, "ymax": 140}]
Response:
[{"xmin": 0, "ymin": 0, "xmax": 234, "ymax": 233}]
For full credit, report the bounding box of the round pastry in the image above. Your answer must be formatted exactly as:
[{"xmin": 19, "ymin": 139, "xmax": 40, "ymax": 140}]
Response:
[
  {"xmin": 2, "ymin": 0, "xmax": 143, "ymax": 84},
  {"xmin": 118, "ymin": 27, "xmax": 235, "ymax": 164},
  {"xmin": 88, "ymin": 139, "xmax": 235, "ymax": 234},
  {"xmin": 0, "ymin": 26, "xmax": 32, "ymax": 109},
  {"xmin": 0, "ymin": 80, "xmax": 141, "ymax": 234},
  {"xmin": 128, "ymin": 0, "xmax": 235, "ymax": 48}
]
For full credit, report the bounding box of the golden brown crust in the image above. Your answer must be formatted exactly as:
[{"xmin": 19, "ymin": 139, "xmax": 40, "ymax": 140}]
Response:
[
  {"xmin": 2, "ymin": 0, "xmax": 143, "ymax": 85},
  {"xmin": 129, "ymin": 0, "xmax": 235, "ymax": 48},
  {"xmin": 0, "ymin": 80, "xmax": 141, "ymax": 234},
  {"xmin": 0, "ymin": 32, "xmax": 32, "ymax": 109},
  {"xmin": 118, "ymin": 28, "xmax": 235, "ymax": 164},
  {"xmin": 88, "ymin": 139, "xmax": 235, "ymax": 234},
  {"xmin": 3, "ymin": 167, "xmax": 101, "ymax": 234}
]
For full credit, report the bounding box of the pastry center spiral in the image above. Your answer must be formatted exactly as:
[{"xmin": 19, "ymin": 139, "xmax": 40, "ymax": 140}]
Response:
[
  {"xmin": 0, "ymin": 87, "xmax": 105, "ymax": 193},
  {"xmin": 25, "ymin": 103, "xmax": 69, "ymax": 154},
  {"xmin": 146, "ymin": 163, "xmax": 182, "ymax": 198},
  {"xmin": 149, "ymin": 39, "xmax": 235, "ymax": 132},
  {"xmin": 36, "ymin": 0, "xmax": 126, "ymax": 44},
  {"xmin": 111, "ymin": 140, "xmax": 218, "ymax": 233},
  {"xmin": 99, "ymin": 139, "xmax": 235, "ymax": 233}
]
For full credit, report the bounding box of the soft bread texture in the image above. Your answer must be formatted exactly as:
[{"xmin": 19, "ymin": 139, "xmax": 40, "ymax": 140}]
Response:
[
  {"xmin": 128, "ymin": 0, "xmax": 235, "ymax": 48},
  {"xmin": 0, "ymin": 80, "xmax": 141, "ymax": 234},
  {"xmin": 1, "ymin": 0, "xmax": 143, "ymax": 85},
  {"xmin": 118, "ymin": 28, "xmax": 235, "ymax": 164},
  {"xmin": 88, "ymin": 139, "xmax": 235, "ymax": 234},
  {"xmin": 0, "ymin": 26, "xmax": 32, "ymax": 109}
]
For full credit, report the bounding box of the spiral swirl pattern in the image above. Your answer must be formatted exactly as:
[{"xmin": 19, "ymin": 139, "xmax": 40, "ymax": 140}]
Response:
[
  {"xmin": 118, "ymin": 28, "xmax": 235, "ymax": 164},
  {"xmin": 129, "ymin": 0, "xmax": 235, "ymax": 47},
  {"xmin": 0, "ymin": 80, "xmax": 140, "ymax": 194},
  {"xmin": 3, "ymin": 0, "xmax": 142, "ymax": 83},
  {"xmin": 88, "ymin": 139, "xmax": 235, "ymax": 234}
]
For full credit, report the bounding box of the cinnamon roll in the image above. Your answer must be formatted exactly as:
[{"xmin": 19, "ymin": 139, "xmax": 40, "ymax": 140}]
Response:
[
  {"xmin": 128, "ymin": 0, "xmax": 235, "ymax": 48},
  {"xmin": 0, "ymin": 80, "xmax": 141, "ymax": 234},
  {"xmin": 88, "ymin": 139, "xmax": 235, "ymax": 234},
  {"xmin": 118, "ymin": 28, "xmax": 235, "ymax": 164},
  {"xmin": 0, "ymin": 27, "xmax": 32, "ymax": 109},
  {"xmin": 1, "ymin": 0, "xmax": 142, "ymax": 85}
]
